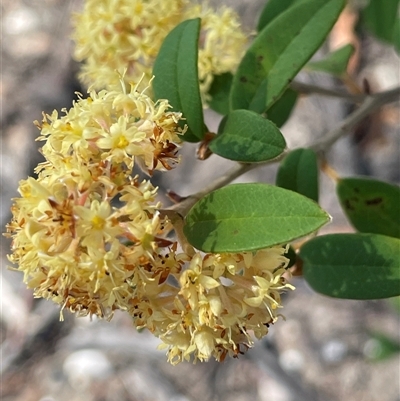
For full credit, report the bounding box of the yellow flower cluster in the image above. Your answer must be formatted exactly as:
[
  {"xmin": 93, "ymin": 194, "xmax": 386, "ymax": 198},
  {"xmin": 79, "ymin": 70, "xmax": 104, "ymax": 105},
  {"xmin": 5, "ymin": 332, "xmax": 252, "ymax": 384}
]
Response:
[
  {"xmin": 7, "ymin": 164, "xmax": 294, "ymax": 361},
  {"xmin": 72, "ymin": 0, "xmax": 248, "ymax": 102},
  {"xmin": 38, "ymin": 78, "xmax": 183, "ymax": 175},
  {"xmin": 73, "ymin": 0, "xmax": 186, "ymax": 91},
  {"xmin": 6, "ymin": 81, "xmax": 184, "ymax": 320},
  {"xmin": 6, "ymin": 1, "xmax": 294, "ymax": 363},
  {"xmin": 152, "ymin": 248, "xmax": 294, "ymax": 364},
  {"xmin": 185, "ymin": 5, "xmax": 249, "ymax": 100}
]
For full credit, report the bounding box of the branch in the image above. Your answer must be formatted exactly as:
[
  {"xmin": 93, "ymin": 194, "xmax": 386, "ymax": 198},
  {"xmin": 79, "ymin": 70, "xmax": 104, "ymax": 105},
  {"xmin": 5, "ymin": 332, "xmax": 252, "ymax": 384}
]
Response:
[
  {"xmin": 291, "ymin": 81, "xmax": 365, "ymax": 102},
  {"xmin": 166, "ymin": 85, "xmax": 399, "ymax": 218},
  {"xmin": 310, "ymin": 86, "xmax": 400, "ymax": 153},
  {"xmin": 168, "ymin": 152, "xmax": 287, "ymax": 216}
]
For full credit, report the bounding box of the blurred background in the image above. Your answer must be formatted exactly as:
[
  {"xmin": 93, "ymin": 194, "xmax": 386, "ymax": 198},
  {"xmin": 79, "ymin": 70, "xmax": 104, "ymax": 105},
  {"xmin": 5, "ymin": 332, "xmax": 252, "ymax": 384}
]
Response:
[{"xmin": 1, "ymin": 1, "xmax": 399, "ymax": 400}]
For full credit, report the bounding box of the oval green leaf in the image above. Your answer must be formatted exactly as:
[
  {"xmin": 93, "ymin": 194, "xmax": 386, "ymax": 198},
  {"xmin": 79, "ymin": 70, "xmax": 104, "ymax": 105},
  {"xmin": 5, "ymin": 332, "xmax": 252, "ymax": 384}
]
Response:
[
  {"xmin": 393, "ymin": 18, "xmax": 400, "ymax": 54},
  {"xmin": 257, "ymin": 0, "xmax": 298, "ymax": 32},
  {"xmin": 230, "ymin": 0, "xmax": 345, "ymax": 113},
  {"xmin": 153, "ymin": 18, "xmax": 205, "ymax": 142},
  {"xmin": 264, "ymin": 88, "xmax": 298, "ymax": 128},
  {"xmin": 209, "ymin": 110, "xmax": 286, "ymax": 162},
  {"xmin": 301, "ymin": 233, "xmax": 400, "ymax": 299},
  {"xmin": 337, "ymin": 177, "xmax": 400, "ymax": 238},
  {"xmin": 183, "ymin": 183, "xmax": 330, "ymax": 252},
  {"xmin": 306, "ymin": 44, "xmax": 355, "ymax": 77},
  {"xmin": 208, "ymin": 73, "xmax": 233, "ymax": 115},
  {"xmin": 361, "ymin": 0, "xmax": 400, "ymax": 44},
  {"xmin": 276, "ymin": 148, "xmax": 319, "ymax": 202}
]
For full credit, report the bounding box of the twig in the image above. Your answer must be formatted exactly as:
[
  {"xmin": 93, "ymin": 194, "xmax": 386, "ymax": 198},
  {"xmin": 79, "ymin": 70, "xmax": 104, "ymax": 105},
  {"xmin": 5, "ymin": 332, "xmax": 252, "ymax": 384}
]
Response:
[
  {"xmin": 167, "ymin": 162, "xmax": 258, "ymax": 215},
  {"xmin": 167, "ymin": 85, "xmax": 399, "ymax": 217},
  {"xmin": 310, "ymin": 86, "xmax": 400, "ymax": 153},
  {"xmin": 291, "ymin": 81, "xmax": 365, "ymax": 102},
  {"xmin": 168, "ymin": 150, "xmax": 288, "ymax": 216}
]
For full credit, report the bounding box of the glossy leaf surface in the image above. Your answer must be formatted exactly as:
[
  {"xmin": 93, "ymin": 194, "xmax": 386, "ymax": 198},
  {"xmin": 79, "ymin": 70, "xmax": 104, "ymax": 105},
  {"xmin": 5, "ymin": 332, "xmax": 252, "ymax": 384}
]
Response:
[
  {"xmin": 276, "ymin": 148, "xmax": 319, "ymax": 202},
  {"xmin": 230, "ymin": 0, "xmax": 345, "ymax": 113},
  {"xmin": 337, "ymin": 177, "xmax": 400, "ymax": 238},
  {"xmin": 301, "ymin": 233, "xmax": 400, "ymax": 299},
  {"xmin": 209, "ymin": 110, "xmax": 286, "ymax": 162},
  {"xmin": 184, "ymin": 183, "xmax": 330, "ymax": 252},
  {"xmin": 306, "ymin": 44, "xmax": 355, "ymax": 76},
  {"xmin": 153, "ymin": 19, "xmax": 204, "ymax": 142}
]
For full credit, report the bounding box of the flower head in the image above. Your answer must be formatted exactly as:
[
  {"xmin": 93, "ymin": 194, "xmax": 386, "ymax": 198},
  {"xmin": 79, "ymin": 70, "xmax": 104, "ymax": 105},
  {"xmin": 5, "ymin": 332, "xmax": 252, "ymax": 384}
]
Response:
[
  {"xmin": 36, "ymin": 78, "xmax": 183, "ymax": 175},
  {"xmin": 72, "ymin": 0, "xmax": 248, "ymax": 104},
  {"xmin": 184, "ymin": 3, "xmax": 248, "ymax": 102},
  {"xmin": 6, "ymin": 4, "xmax": 292, "ymax": 361},
  {"xmin": 140, "ymin": 247, "xmax": 294, "ymax": 364},
  {"xmin": 6, "ymin": 76, "xmax": 185, "ymax": 319},
  {"xmin": 7, "ymin": 161, "xmax": 294, "ymax": 361},
  {"xmin": 5, "ymin": 168, "xmax": 177, "ymax": 320},
  {"xmin": 72, "ymin": 0, "xmax": 188, "ymax": 90}
]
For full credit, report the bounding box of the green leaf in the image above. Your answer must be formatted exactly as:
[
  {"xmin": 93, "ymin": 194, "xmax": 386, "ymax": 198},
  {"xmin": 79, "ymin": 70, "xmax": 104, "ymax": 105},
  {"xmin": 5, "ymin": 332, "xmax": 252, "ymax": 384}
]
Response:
[
  {"xmin": 306, "ymin": 44, "xmax": 355, "ymax": 77},
  {"xmin": 337, "ymin": 177, "xmax": 400, "ymax": 238},
  {"xmin": 183, "ymin": 183, "xmax": 330, "ymax": 252},
  {"xmin": 209, "ymin": 110, "xmax": 286, "ymax": 163},
  {"xmin": 208, "ymin": 73, "xmax": 233, "ymax": 115},
  {"xmin": 230, "ymin": 0, "xmax": 345, "ymax": 113},
  {"xmin": 153, "ymin": 19, "xmax": 205, "ymax": 142},
  {"xmin": 276, "ymin": 148, "xmax": 319, "ymax": 202},
  {"xmin": 215, "ymin": 116, "xmax": 228, "ymax": 138},
  {"xmin": 393, "ymin": 18, "xmax": 400, "ymax": 53},
  {"xmin": 265, "ymin": 88, "xmax": 298, "ymax": 127},
  {"xmin": 366, "ymin": 332, "xmax": 400, "ymax": 361},
  {"xmin": 361, "ymin": 0, "xmax": 400, "ymax": 44},
  {"xmin": 257, "ymin": 0, "xmax": 298, "ymax": 32},
  {"xmin": 301, "ymin": 233, "xmax": 400, "ymax": 299}
]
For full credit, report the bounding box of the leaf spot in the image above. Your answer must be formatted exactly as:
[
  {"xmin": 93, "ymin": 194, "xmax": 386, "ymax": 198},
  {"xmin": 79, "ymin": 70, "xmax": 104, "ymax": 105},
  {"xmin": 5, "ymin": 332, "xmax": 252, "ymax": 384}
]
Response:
[
  {"xmin": 365, "ymin": 197, "xmax": 383, "ymax": 206},
  {"xmin": 344, "ymin": 200, "xmax": 355, "ymax": 211}
]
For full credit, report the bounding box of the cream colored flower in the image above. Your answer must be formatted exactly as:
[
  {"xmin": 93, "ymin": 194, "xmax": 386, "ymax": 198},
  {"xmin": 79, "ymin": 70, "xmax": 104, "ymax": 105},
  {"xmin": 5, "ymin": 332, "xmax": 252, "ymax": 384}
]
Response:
[
  {"xmin": 7, "ymin": 167, "xmax": 294, "ymax": 361},
  {"xmin": 6, "ymin": 64, "xmax": 293, "ymax": 362},
  {"xmin": 72, "ymin": 0, "xmax": 248, "ymax": 105},
  {"xmin": 5, "ymin": 167, "xmax": 176, "ymax": 320},
  {"xmin": 179, "ymin": 253, "xmax": 220, "ymax": 310},
  {"xmin": 143, "ymin": 247, "xmax": 294, "ymax": 364},
  {"xmin": 72, "ymin": 0, "xmax": 188, "ymax": 90},
  {"xmin": 184, "ymin": 3, "xmax": 248, "ymax": 102},
  {"xmin": 36, "ymin": 79, "xmax": 183, "ymax": 175}
]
